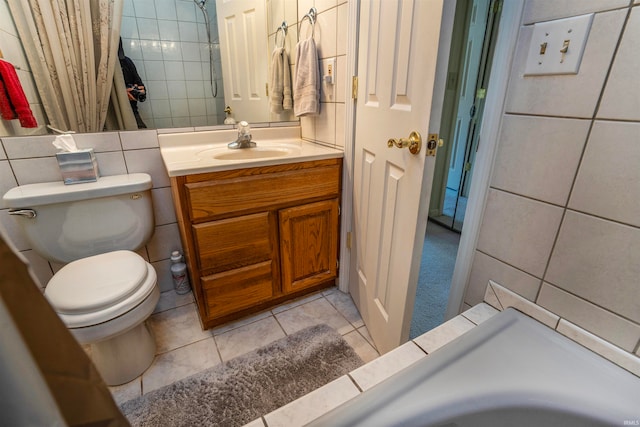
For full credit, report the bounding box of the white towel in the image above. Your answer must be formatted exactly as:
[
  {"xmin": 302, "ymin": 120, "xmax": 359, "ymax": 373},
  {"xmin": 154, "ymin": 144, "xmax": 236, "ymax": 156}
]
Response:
[
  {"xmin": 293, "ymin": 38, "xmax": 320, "ymax": 117},
  {"xmin": 269, "ymin": 47, "xmax": 293, "ymax": 113}
]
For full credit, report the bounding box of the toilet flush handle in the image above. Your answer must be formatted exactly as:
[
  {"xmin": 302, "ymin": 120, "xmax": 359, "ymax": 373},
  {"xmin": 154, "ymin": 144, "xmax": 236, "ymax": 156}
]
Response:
[{"xmin": 9, "ymin": 209, "xmax": 37, "ymax": 218}]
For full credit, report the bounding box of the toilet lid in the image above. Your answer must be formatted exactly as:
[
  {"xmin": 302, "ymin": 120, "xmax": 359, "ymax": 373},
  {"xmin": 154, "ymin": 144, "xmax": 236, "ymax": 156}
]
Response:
[{"xmin": 46, "ymin": 250, "xmax": 149, "ymax": 315}]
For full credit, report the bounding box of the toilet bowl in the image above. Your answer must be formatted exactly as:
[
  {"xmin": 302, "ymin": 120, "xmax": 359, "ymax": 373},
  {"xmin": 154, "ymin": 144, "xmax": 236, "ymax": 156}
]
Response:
[
  {"xmin": 3, "ymin": 173, "xmax": 161, "ymax": 386},
  {"xmin": 44, "ymin": 250, "xmax": 160, "ymax": 385}
]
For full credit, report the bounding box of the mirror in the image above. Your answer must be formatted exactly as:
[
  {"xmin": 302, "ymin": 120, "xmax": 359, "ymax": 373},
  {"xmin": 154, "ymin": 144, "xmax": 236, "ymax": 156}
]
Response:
[
  {"xmin": 119, "ymin": 0, "xmax": 298, "ymax": 129},
  {"xmin": 1, "ymin": 0, "xmax": 298, "ymax": 135}
]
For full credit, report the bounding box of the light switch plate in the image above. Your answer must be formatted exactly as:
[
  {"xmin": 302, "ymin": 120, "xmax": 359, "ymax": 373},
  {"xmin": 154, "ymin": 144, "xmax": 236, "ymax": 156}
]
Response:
[
  {"xmin": 524, "ymin": 13, "xmax": 593, "ymax": 76},
  {"xmin": 324, "ymin": 58, "xmax": 336, "ymax": 84}
]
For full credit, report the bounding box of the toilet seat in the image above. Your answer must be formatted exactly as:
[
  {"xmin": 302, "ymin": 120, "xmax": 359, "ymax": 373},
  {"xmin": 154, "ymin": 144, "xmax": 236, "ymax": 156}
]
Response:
[{"xmin": 45, "ymin": 250, "xmax": 157, "ymax": 328}]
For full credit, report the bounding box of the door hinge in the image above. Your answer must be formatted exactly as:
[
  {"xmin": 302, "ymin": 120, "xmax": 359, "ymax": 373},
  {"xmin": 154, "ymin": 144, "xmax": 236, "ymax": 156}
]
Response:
[
  {"xmin": 464, "ymin": 162, "xmax": 472, "ymax": 172},
  {"xmin": 476, "ymin": 88, "xmax": 486, "ymax": 99},
  {"xmin": 336, "ymin": 260, "xmax": 340, "ymax": 269},
  {"xmin": 352, "ymin": 76, "xmax": 358, "ymax": 100},
  {"xmin": 266, "ymin": 83, "xmax": 269, "ymax": 96},
  {"xmin": 338, "ymin": 205, "xmax": 341, "ymax": 216},
  {"xmin": 346, "ymin": 231, "xmax": 352, "ymax": 249},
  {"xmin": 493, "ymin": 0, "xmax": 502, "ymax": 14}
]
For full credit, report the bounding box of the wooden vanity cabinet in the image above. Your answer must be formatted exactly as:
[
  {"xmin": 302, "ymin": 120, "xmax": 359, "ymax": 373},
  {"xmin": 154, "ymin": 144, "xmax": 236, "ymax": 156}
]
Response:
[{"xmin": 170, "ymin": 158, "xmax": 342, "ymax": 329}]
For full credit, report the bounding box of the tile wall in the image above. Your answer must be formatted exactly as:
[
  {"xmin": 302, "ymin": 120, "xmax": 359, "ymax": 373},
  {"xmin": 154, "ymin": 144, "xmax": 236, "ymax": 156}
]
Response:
[
  {"xmin": 293, "ymin": 0, "xmax": 349, "ymax": 149},
  {"xmin": 120, "ymin": 0, "xmax": 225, "ymax": 128},
  {"xmin": 0, "ymin": 0, "xmax": 347, "ymax": 293},
  {"xmin": 0, "ymin": 0, "xmax": 48, "ymax": 137},
  {"xmin": 0, "ymin": 130, "xmax": 183, "ymax": 292},
  {"xmin": 0, "ymin": 123, "xmax": 299, "ymax": 293},
  {"xmin": 465, "ymin": 2, "xmax": 640, "ymax": 358}
]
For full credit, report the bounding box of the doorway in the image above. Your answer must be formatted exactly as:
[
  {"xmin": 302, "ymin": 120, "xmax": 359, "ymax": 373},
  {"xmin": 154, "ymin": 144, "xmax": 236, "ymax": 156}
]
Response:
[{"xmin": 410, "ymin": 0, "xmax": 502, "ymax": 337}]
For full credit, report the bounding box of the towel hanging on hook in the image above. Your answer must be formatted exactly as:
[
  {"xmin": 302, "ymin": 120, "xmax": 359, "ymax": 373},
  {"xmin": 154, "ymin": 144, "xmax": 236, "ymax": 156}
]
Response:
[
  {"xmin": 300, "ymin": 7, "xmax": 317, "ymax": 40},
  {"xmin": 275, "ymin": 21, "xmax": 288, "ymax": 49},
  {"xmin": 0, "ymin": 58, "xmax": 37, "ymax": 127}
]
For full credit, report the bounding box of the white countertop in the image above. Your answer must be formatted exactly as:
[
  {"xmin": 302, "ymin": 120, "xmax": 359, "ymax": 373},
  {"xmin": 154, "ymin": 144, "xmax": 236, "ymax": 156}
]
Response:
[{"xmin": 158, "ymin": 126, "xmax": 343, "ymax": 177}]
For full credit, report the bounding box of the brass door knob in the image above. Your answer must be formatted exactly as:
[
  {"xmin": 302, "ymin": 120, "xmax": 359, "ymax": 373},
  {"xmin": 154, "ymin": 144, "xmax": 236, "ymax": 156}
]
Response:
[{"xmin": 387, "ymin": 131, "xmax": 422, "ymax": 155}]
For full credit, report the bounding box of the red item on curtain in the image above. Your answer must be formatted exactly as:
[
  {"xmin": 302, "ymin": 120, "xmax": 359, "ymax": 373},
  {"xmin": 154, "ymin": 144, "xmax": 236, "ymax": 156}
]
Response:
[
  {"xmin": 0, "ymin": 59, "xmax": 37, "ymax": 128},
  {"xmin": 0, "ymin": 79, "xmax": 15, "ymax": 120}
]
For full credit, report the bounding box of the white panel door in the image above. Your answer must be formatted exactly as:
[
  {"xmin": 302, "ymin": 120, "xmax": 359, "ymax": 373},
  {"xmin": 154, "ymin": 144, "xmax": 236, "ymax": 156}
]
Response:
[
  {"xmin": 216, "ymin": 0, "xmax": 269, "ymax": 122},
  {"xmin": 349, "ymin": 0, "xmax": 445, "ymax": 354},
  {"xmin": 446, "ymin": 0, "xmax": 491, "ymax": 192}
]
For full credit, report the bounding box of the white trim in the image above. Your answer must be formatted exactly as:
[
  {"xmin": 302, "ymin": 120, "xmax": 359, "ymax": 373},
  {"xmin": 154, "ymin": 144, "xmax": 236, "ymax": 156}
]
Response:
[
  {"xmin": 444, "ymin": 0, "xmax": 525, "ymax": 320},
  {"xmin": 337, "ymin": 0, "xmax": 360, "ymax": 293}
]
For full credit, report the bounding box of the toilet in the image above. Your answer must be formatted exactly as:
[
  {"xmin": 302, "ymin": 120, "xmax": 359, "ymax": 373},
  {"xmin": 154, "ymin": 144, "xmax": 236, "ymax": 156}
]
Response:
[{"xmin": 3, "ymin": 173, "xmax": 160, "ymax": 386}]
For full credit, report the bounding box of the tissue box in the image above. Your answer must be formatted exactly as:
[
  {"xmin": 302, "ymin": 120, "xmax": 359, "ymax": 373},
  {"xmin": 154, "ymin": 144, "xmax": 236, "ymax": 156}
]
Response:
[{"xmin": 56, "ymin": 149, "xmax": 99, "ymax": 184}]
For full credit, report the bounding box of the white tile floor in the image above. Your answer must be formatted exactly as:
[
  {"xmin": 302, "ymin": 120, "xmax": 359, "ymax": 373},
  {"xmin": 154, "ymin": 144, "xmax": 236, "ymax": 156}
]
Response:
[{"xmin": 109, "ymin": 286, "xmax": 379, "ymax": 405}]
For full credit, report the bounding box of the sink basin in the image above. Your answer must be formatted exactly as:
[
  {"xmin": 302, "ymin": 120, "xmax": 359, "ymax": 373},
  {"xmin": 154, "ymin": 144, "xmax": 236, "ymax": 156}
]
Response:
[
  {"xmin": 158, "ymin": 126, "xmax": 343, "ymax": 176},
  {"xmin": 212, "ymin": 147, "xmax": 296, "ymax": 160}
]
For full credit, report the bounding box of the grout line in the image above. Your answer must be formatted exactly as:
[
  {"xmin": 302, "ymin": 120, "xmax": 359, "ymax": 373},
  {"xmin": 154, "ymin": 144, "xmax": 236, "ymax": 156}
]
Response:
[
  {"xmin": 411, "ymin": 339, "xmax": 430, "ymax": 356},
  {"xmin": 560, "ymin": 207, "xmax": 640, "ymax": 230},
  {"xmin": 541, "ymin": 281, "xmax": 640, "ymax": 326},
  {"xmin": 354, "ymin": 325, "xmax": 378, "ymax": 353},
  {"xmin": 153, "ymin": 333, "xmax": 214, "ymax": 357},
  {"xmin": 347, "ymin": 374, "xmax": 366, "ymax": 393},
  {"xmin": 211, "ymin": 309, "xmax": 273, "ymax": 337},
  {"xmin": 272, "ymin": 313, "xmax": 288, "ymax": 336},
  {"xmin": 501, "ymin": 112, "xmax": 640, "ymax": 125},
  {"xmin": 139, "ymin": 373, "xmax": 145, "ymax": 396},
  {"xmin": 346, "ymin": 373, "xmax": 364, "ymax": 393},
  {"xmin": 460, "ymin": 312, "xmax": 479, "ymax": 326},
  {"xmin": 590, "ymin": 5, "xmax": 633, "ymax": 121},
  {"xmin": 322, "ymin": 290, "xmax": 360, "ymax": 332},
  {"xmin": 488, "ymin": 283, "xmax": 504, "ymax": 311},
  {"xmin": 487, "ymin": 186, "xmax": 567, "ymax": 210},
  {"xmin": 475, "ymin": 249, "xmax": 543, "ymax": 283},
  {"xmin": 211, "ymin": 333, "xmax": 224, "ymax": 365}
]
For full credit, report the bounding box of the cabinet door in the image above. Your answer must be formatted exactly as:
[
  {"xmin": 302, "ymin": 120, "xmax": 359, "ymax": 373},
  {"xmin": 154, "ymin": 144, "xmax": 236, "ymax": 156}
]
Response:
[{"xmin": 279, "ymin": 199, "xmax": 339, "ymax": 293}]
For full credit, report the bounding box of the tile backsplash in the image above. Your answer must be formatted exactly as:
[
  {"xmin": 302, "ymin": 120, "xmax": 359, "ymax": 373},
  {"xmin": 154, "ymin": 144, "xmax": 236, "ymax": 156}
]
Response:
[
  {"xmin": 295, "ymin": 0, "xmax": 349, "ymax": 149},
  {"xmin": 0, "ymin": 129, "xmax": 182, "ymax": 292},
  {"xmin": 0, "ymin": 123, "xmax": 306, "ymax": 293},
  {"xmin": 465, "ymin": 2, "xmax": 640, "ymax": 358}
]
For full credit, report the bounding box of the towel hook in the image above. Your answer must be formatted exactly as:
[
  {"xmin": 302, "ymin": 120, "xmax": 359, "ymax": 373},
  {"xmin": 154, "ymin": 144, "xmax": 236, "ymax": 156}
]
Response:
[
  {"xmin": 300, "ymin": 7, "xmax": 317, "ymax": 39},
  {"xmin": 275, "ymin": 21, "xmax": 288, "ymax": 49}
]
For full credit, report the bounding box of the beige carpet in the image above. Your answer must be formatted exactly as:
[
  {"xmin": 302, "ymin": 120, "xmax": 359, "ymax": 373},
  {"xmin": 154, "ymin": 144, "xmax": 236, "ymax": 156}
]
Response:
[
  {"xmin": 410, "ymin": 221, "xmax": 461, "ymax": 339},
  {"xmin": 120, "ymin": 324, "xmax": 363, "ymax": 426}
]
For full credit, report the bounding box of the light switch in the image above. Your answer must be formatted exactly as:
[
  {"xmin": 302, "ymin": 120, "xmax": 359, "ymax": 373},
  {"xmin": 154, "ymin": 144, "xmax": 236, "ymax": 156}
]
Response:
[{"xmin": 524, "ymin": 13, "xmax": 593, "ymax": 76}]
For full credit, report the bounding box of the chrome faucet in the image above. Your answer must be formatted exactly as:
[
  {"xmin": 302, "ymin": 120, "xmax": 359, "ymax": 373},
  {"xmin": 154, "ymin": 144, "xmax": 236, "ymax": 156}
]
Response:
[{"xmin": 228, "ymin": 121, "xmax": 256, "ymax": 149}]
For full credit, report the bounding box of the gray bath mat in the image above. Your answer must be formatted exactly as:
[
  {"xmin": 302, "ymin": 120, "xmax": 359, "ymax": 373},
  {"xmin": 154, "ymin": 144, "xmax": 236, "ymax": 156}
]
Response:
[{"xmin": 120, "ymin": 324, "xmax": 363, "ymax": 426}]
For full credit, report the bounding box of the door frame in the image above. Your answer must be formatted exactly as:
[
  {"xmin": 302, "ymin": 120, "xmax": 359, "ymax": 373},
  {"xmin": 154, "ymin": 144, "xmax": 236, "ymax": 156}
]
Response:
[{"xmin": 338, "ymin": 0, "xmax": 525, "ymax": 325}]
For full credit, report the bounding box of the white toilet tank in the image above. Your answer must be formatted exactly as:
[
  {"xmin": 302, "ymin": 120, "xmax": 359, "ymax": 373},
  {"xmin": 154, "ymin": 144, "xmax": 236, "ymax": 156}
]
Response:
[{"xmin": 3, "ymin": 173, "xmax": 154, "ymax": 264}]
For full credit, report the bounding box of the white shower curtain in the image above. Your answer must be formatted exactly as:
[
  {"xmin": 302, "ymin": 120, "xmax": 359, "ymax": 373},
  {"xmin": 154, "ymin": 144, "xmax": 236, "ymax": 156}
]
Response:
[{"xmin": 7, "ymin": 0, "xmax": 137, "ymax": 132}]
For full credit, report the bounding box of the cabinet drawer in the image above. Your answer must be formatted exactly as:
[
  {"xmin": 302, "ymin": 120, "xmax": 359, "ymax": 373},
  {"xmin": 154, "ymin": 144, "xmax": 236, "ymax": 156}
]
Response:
[
  {"xmin": 186, "ymin": 163, "xmax": 340, "ymax": 221},
  {"xmin": 202, "ymin": 261, "xmax": 275, "ymax": 319},
  {"xmin": 192, "ymin": 212, "xmax": 276, "ymax": 274}
]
